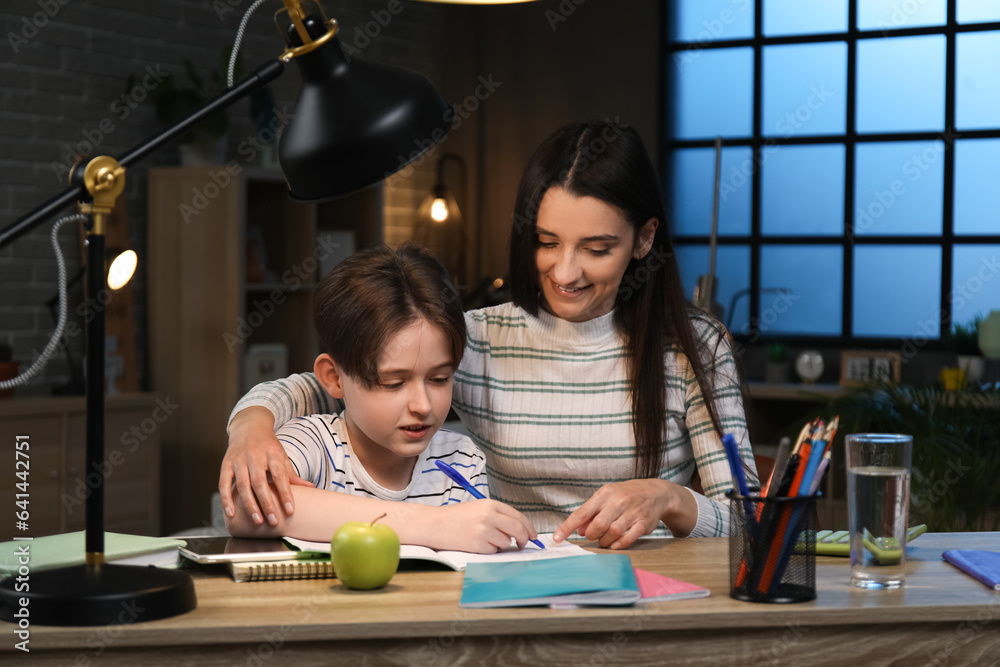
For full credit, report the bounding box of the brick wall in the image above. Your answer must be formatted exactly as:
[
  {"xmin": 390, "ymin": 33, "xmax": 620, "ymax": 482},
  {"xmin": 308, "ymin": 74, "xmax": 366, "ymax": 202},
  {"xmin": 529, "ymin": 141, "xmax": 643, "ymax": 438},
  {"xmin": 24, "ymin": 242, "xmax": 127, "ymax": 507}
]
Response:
[{"xmin": 0, "ymin": 0, "xmax": 446, "ymax": 394}]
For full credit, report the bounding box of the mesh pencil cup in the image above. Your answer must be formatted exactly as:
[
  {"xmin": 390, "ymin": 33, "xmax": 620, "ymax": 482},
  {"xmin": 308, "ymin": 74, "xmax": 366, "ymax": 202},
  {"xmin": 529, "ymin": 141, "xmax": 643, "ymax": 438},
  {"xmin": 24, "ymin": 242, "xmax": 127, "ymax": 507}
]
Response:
[{"xmin": 726, "ymin": 489, "xmax": 818, "ymax": 603}]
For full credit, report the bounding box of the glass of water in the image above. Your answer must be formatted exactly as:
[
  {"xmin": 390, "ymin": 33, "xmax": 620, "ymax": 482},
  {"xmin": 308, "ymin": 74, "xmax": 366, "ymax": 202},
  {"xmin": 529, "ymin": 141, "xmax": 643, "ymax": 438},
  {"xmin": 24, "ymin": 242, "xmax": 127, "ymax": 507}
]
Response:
[{"xmin": 845, "ymin": 433, "xmax": 913, "ymax": 589}]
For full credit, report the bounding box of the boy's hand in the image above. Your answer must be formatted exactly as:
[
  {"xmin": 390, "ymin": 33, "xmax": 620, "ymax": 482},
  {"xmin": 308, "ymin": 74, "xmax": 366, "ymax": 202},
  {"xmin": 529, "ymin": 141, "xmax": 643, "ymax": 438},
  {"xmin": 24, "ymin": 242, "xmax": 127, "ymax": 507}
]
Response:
[
  {"xmin": 220, "ymin": 407, "xmax": 312, "ymax": 526},
  {"xmin": 431, "ymin": 499, "xmax": 538, "ymax": 554}
]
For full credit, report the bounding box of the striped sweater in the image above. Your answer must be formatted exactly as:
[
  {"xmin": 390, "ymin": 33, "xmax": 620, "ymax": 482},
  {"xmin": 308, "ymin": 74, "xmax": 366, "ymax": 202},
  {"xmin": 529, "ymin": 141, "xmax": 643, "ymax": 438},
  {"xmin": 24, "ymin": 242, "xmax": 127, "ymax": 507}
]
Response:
[{"xmin": 230, "ymin": 302, "xmax": 755, "ymax": 538}]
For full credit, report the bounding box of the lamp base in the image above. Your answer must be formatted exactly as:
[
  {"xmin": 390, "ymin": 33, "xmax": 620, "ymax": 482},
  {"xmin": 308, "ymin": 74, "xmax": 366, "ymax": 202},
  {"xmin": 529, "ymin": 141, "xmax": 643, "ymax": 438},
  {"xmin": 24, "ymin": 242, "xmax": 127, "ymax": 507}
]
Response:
[{"xmin": 0, "ymin": 563, "xmax": 196, "ymax": 626}]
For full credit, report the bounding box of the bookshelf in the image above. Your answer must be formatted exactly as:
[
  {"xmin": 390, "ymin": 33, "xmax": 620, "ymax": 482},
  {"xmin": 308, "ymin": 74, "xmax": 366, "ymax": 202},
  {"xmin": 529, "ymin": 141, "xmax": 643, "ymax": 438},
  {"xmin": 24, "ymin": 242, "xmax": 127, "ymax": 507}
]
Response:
[{"xmin": 147, "ymin": 166, "xmax": 382, "ymax": 532}]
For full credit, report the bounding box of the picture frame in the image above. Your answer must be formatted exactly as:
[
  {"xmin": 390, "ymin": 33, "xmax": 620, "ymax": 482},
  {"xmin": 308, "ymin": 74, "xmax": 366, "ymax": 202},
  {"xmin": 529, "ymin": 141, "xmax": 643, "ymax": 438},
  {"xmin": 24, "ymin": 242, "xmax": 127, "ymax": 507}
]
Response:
[{"xmin": 839, "ymin": 350, "xmax": 902, "ymax": 387}]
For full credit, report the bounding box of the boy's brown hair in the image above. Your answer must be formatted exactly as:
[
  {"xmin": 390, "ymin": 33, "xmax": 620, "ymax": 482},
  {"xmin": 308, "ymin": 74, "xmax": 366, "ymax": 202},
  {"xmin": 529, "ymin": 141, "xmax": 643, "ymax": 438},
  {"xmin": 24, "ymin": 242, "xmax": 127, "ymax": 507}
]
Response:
[{"xmin": 313, "ymin": 242, "xmax": 466, "ymax": 387}]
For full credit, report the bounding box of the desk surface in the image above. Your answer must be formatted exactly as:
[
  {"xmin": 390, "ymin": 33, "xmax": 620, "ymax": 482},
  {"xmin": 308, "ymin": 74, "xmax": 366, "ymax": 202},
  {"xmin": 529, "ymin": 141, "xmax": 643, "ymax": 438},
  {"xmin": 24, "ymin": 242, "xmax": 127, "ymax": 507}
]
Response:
[{"xmin": 10, "ymin": 533, "xmax": 1000, "ymax": 666}]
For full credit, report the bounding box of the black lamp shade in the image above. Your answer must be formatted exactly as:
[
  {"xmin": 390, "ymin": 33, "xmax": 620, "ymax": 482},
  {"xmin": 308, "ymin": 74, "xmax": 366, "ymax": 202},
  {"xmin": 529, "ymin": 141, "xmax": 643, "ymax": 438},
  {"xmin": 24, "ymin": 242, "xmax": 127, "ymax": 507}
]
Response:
[{"xmin": 279, "ymin": 36, "xmax": 453, "ymax": 201}]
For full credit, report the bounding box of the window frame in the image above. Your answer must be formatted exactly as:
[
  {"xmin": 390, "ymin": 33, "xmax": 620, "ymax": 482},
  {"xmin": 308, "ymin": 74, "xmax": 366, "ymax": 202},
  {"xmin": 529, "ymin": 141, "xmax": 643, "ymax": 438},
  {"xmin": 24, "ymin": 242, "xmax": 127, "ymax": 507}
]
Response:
[{"xmin": 664, "ymin": 1, "xmax": 1000, "ymax": 348}]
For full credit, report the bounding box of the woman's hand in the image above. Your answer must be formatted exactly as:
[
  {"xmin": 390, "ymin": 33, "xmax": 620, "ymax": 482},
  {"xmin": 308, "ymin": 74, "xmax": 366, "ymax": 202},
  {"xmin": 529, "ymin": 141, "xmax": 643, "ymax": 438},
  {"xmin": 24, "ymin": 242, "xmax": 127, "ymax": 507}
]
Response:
[
  {"xmin": 428, "ymin": 499, "xmax": 539, "ymax": 554},
  {"xmin": 552, "ymin": 479, "xmax": 698, "ymax": 549},
  {"xmin": 219, "ymin": 407, "xmax": 312, "ymax": 526}
]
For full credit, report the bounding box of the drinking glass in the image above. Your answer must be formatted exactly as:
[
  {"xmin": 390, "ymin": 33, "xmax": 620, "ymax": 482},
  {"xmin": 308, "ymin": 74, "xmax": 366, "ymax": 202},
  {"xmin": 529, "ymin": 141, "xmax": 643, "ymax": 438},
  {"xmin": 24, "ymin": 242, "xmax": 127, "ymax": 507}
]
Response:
[{"xmin": 845, "ymin": 433, "xmax": 912, "ymax": 589}]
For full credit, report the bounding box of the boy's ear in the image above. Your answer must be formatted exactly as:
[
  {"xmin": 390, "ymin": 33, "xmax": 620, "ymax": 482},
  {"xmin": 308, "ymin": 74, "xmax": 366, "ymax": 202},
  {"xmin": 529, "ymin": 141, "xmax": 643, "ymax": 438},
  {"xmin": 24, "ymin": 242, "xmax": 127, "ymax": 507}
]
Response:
[{"xmin": 314, "ymin": 353, "xmax": 346, "ymax": 399}]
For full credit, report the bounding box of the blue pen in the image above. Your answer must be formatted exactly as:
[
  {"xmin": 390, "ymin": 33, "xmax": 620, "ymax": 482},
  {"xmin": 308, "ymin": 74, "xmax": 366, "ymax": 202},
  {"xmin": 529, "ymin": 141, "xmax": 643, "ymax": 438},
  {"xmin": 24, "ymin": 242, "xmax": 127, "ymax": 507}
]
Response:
[{"xmin": 434, "ymin": 460, "xmax": 546, "ymax": 550}]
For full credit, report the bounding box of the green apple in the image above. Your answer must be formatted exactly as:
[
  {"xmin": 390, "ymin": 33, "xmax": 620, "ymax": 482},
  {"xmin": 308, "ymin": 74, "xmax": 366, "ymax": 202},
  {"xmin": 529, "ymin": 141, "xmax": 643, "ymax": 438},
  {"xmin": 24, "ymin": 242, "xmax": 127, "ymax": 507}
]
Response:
[{"xmin": 330, "ymin": 515, "xmax": 400, "ymax": 589}]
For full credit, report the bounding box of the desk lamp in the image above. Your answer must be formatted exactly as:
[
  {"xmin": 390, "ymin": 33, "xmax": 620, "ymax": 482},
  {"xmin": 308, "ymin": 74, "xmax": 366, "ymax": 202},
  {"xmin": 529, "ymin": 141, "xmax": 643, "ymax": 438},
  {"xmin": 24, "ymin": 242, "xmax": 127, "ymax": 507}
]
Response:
[{"xmin": 0, "ymin": 0, "xmax": 451, "ymax": 626}]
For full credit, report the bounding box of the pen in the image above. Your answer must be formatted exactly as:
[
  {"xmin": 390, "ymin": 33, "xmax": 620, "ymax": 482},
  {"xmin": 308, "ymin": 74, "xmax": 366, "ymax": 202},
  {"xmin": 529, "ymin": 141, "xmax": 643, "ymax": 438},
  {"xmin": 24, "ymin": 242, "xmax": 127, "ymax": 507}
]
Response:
[{"xmin": 434, "ymin": 460, "xmax": 546, "ymax": 550}]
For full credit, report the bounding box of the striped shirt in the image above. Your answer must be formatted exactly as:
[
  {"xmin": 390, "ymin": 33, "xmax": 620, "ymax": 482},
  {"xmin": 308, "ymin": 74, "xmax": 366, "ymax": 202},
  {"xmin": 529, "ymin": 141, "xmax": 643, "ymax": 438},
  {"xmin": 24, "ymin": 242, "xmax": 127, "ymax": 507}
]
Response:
[
  {"xmin": 231, "ymin": 303, "xmax": 754, "ymax": 538},
  {"xmin": 278, "ymin": 413, "xmax": 488, "ymax": 505}
]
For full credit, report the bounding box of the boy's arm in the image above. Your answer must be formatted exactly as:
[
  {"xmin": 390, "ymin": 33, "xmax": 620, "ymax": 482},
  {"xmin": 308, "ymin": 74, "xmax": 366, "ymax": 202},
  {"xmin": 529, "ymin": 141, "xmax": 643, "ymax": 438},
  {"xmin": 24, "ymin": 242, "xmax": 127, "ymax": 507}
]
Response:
[{"xmin": 224, "ymin": 483, "xmax": 540, "ymax": 554}]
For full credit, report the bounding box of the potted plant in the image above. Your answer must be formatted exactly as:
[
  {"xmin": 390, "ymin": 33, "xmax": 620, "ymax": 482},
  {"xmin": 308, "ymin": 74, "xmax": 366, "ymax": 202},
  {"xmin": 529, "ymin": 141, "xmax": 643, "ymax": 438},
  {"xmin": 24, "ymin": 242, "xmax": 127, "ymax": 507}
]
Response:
[
  {"xmin": 764, "ymin": 342, "xmax": 790, "ymax": 384},
  {"xmin": 944, "ymin": 315, "xmax": 985, "ymax": 386},
  {"xmin": 823, "ymin": 381, "xmax": 1000, "ymax": 532},
  {"xmin": 0, "ymin": 341, "xmax": 18, "ymax": 399},
  {"xmin": 135, "ymin": 51, "xmax": 234, "ymax": 165}
]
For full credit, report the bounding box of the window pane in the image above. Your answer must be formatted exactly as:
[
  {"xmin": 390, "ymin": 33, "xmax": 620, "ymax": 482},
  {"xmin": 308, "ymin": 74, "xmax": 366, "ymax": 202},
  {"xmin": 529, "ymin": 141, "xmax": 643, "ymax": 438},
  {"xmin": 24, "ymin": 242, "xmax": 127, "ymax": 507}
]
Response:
[
  {"xmin": 762, "ymin": 43, "xmax": 846, "ymax": 137},
  {"xmin": 672, "ymin": 47, "xmax": 754, "ymax": 139},
  {"xmin": 761, "ymin": 145, "xmax": 845, "ymax": 236},
  {"xmin": 958, "ymin": 0, "xmax": 1000, "ymax": 24},
  {"xmin": 853, "ymin": 246, "xmax": 942, "ymax": 337},
  {"xmin": 675, "ymin": 244, "xmax": 751, "ymax": 331},
  {"xmin": 956, "ymin": 31, "xmax": 1000, "ymax": 130},
  {"xmin": 764, "ymin": 0, "xmax": 847, "ymax": 36},
  {"xmin": 857, "ymin": 36, "xmax": 945, "ymax": 133},
  {"xmin": 854, "ymin": 141, "xmax": 944, "ymax": 236},
  {"xmin": 952, "ymin": 245, "xmax": 1000, "ymax": 326},
  {"xmin": 670, "ymin": 147, "xmax": 752, "ymax": 237},
  {"xmin": 954, "ymin": 139, "xmax": 1000, "ymax": 235},
  {"xmin": 672, "ymin": 0, "xmax": 754, "ymax": 42},
  {"xmin": 857, "ymin": 0, "xmax": 945, "ymax": 30},
  {"xmin": 760, "ymin": 245, "xmax": 843, "ymax": 335}
]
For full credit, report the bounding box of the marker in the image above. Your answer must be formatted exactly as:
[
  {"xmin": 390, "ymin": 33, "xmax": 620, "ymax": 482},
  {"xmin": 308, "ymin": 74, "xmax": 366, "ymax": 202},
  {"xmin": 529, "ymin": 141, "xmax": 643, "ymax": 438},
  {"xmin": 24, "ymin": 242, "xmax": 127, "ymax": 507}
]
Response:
[{"xmin": 434, "ymin": 460, "xmax": 546, "ymax": 550}]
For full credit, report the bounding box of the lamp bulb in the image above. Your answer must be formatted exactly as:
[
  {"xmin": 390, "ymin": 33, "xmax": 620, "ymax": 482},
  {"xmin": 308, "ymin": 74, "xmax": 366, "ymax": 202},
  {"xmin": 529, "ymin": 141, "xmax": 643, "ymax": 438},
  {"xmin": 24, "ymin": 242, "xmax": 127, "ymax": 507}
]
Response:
[
  {"xmin": 430, "ymin": 198, "xmax": 449, "ymax": 222},
  {"xmin": 108, "ymin": 249, "xmax": 137, "ymax": 291}
]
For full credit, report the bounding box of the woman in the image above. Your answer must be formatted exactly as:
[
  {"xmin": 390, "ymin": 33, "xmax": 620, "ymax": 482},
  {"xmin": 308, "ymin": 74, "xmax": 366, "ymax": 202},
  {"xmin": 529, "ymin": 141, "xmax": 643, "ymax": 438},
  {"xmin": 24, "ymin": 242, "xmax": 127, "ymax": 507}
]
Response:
[{"xmin": 220, "ymin": 120, "xmax": 755, "ymax": 549}]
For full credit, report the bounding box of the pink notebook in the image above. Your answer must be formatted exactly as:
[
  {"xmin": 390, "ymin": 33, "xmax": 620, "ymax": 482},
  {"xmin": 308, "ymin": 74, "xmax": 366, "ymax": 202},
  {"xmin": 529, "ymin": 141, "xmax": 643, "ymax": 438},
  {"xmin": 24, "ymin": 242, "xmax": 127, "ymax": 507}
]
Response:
[{"xmin": 633, "ymin": 568, "xmax": 710, "ymax": 602}]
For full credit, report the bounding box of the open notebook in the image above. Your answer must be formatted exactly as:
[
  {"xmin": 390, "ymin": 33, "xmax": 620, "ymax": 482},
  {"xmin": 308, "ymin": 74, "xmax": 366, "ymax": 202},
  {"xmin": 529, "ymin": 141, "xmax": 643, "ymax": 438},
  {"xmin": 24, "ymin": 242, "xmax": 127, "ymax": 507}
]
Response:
[{"xmin": 284, "ymin": 533, "xmax": 589, "ymax": 571}]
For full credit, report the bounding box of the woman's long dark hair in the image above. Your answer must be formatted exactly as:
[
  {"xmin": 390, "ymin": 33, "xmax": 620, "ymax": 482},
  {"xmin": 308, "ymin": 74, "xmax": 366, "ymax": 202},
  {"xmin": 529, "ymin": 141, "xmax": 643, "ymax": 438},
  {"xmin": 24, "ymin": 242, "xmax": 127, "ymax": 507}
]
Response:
[{"xmin": 509, "ymin": 120, "xmax": 738, "ymax": 479}]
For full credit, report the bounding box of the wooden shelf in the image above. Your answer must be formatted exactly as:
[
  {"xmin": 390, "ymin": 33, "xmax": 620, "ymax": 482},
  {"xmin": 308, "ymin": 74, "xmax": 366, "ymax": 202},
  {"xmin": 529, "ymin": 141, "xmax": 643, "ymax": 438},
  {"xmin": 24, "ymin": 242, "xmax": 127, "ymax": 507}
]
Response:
[
  {"xmin": 147, "ymin": 167, "xmax": 383, "ymax": 532},
  {"xmin": 0, "ymin": 393, "xmax": 163, "ymax": 536},
  {"xmin": 747, "ymin": 382, "xmax": 847, "ymax": 401}
]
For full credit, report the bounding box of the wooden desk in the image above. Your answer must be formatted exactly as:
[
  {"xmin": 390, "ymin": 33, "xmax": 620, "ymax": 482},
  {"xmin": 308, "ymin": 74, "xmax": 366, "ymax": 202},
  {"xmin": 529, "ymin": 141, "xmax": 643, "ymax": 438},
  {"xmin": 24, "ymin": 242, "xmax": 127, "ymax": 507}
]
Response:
[{"xmin": 9, "ymin": 533, "xmax": 1000, "ymax": 666}]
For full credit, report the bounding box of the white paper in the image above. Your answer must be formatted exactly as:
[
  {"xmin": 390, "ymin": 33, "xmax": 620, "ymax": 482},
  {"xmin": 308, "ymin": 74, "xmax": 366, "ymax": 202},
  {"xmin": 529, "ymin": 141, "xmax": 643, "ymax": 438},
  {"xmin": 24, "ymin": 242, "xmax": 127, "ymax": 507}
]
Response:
[{"xmin": 285, "ymin": 533, "xmax": 591, "ymax": 571}]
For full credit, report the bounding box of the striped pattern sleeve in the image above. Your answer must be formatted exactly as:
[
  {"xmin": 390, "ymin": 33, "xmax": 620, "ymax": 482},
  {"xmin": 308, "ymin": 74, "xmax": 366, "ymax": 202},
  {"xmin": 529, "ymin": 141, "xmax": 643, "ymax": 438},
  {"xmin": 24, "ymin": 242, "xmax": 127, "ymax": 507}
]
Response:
[
  {"xmin": 413, "ymin": 430, "xmax": 490, "ymax": 504},
  {"xmin": 683, "ymin": 316, "xmax": 756, "ymax": 538},
  {"xmin": 275, "ymin": 415, "xmax": 348, "ymax": 490},
  {"xmin": 227, "ymin": 372, "xmax": 339, "ymax": 433}
]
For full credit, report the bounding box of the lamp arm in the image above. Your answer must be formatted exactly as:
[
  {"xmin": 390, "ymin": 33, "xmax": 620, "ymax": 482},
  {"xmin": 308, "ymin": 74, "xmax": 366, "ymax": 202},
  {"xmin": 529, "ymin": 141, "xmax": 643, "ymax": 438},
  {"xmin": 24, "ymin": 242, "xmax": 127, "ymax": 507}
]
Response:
[{"xmin": 0, "ymin": 58, "xmax": 285, "ymax": 250}]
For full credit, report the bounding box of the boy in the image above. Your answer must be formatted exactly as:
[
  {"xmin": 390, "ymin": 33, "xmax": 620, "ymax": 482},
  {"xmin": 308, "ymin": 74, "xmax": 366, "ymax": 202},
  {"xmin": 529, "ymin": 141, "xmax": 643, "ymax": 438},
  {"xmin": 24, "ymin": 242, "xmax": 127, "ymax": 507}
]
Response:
[{"xmin": 224, "ymin": 243, "xmax": 537, "ymax": 553}]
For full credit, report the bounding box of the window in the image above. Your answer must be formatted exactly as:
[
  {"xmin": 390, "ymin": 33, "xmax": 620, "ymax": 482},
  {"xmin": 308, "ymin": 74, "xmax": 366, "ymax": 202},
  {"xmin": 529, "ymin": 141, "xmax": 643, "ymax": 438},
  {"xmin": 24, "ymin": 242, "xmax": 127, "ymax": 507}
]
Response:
[{"xmin": 666, "ymin": 0, "xmax": 1000, "ymax": 345}]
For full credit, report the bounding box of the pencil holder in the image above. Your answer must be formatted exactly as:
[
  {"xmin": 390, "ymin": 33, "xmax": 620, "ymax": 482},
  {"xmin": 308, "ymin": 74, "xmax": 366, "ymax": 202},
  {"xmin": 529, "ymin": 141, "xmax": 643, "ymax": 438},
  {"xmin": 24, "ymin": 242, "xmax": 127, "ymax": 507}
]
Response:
[{"xmin": 726, "ymin": 489, "xmax": 818, "ymax": 603}]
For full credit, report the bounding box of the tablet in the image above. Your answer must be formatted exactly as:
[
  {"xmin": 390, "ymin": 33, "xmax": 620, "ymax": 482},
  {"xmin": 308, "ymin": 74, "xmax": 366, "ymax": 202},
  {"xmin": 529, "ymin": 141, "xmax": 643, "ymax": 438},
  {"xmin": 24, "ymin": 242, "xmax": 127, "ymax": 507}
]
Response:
[{"xmin": 179, "ymin": 536, "xmax": 297, "ymax": 564}]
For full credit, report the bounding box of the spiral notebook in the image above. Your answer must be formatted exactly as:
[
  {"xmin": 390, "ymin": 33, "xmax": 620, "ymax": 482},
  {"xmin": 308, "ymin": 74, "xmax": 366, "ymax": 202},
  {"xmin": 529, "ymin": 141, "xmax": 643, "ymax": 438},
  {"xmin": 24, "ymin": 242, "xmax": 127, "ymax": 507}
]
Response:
[{"xmin": 227, "ymin": 557, "xmax": 334, "ymax": 583}]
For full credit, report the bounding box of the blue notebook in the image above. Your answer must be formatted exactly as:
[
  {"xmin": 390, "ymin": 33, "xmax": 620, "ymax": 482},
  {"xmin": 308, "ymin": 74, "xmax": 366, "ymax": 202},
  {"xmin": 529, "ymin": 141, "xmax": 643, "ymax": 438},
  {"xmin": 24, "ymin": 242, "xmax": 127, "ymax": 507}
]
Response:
[
  {"xmin": 459, "ymin": 554, "xmax": 640, "ymax": 608},
  {"xmin": 942, "ymin": 549, "xmax": 1000, "ymax": 591}
]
